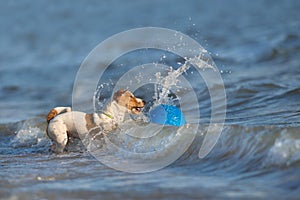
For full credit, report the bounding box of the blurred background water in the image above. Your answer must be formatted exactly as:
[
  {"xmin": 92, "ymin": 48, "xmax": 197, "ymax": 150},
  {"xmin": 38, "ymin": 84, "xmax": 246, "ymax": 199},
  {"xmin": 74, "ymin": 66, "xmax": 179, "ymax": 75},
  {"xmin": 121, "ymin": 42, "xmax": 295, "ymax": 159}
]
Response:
[{"xmin": 1, "ymin": 0, "xmax": 300, "ymax": 199}]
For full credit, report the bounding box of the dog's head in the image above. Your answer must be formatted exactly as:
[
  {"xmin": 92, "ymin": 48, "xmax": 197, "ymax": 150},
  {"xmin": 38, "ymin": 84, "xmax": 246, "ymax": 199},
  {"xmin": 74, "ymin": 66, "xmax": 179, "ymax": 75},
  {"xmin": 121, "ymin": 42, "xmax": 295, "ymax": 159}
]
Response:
[{"xmin": 113, "ymin": 89, "xmax": 145, "ymax": 114}]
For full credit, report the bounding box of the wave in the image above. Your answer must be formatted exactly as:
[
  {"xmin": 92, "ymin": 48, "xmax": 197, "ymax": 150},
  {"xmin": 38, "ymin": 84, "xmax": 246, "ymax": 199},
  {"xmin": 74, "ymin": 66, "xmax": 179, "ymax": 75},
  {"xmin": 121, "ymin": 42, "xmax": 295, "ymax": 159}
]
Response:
[
  {"xmin": 0, "ymin": 117, "xmax": 51, "ymax": 154},
  {"xmin": 1, "ymin": 117, "xmax": 300, "ymax": 173}
]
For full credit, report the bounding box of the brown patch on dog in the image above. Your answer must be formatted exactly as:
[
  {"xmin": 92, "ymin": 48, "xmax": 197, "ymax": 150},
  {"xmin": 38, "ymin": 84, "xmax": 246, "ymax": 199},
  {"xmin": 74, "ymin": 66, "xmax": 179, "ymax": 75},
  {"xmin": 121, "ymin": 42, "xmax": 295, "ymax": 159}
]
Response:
[
  {"xmin": 113, "ymin": 89, "xmax": 127, "ymax": 102},
  {"xmin": 85, "ymin": 114, "xmax": 98, "ymax": 131},
  {"xmin": 47, "ymin": 109, "xmax": 58, "ymax": 123},
  {"xmin": 113, "ymin": 89, "xmax": 145, "ymax": 114}
]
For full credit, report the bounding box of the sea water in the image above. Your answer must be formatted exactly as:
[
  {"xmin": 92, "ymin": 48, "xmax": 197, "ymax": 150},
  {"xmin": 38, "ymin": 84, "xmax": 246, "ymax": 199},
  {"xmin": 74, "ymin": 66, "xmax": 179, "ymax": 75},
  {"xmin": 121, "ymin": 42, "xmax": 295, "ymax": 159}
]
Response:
[{"xmin": 1, "ymin": 0, "xmax": 300, "ymax": 199}]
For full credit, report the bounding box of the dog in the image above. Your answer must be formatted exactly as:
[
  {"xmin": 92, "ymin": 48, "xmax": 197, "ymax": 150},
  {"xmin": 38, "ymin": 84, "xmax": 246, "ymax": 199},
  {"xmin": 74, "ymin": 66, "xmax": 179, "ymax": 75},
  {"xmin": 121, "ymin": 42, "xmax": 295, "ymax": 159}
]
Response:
[{"xmin": 46, "ymin": 89, "xmax": 145, "ymax": 153}]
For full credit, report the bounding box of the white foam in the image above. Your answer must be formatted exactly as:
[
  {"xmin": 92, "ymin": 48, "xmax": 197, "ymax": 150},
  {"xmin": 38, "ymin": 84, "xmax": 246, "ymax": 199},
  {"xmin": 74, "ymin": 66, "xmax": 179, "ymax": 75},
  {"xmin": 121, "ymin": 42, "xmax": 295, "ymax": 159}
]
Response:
[
  {"xmin": 10, "ymin": 118, "xmax": 51, "ymax": 149},
  {"xmin": 265, "ymin": 133, "xmax": 300, "ymax": 166}
]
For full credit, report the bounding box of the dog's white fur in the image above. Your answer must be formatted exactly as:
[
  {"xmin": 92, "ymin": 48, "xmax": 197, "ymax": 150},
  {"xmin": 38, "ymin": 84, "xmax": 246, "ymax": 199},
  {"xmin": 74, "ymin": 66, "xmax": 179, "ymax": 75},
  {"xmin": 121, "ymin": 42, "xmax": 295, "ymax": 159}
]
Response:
[{"xmin": 46, "ymin": 90, "xmax": 145, "ymax": 153}]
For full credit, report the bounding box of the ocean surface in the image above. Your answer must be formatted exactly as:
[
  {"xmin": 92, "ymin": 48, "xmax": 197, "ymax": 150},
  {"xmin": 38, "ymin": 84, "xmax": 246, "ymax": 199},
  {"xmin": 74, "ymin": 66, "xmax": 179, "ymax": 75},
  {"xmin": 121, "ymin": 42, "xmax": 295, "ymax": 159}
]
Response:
[{"xmin": 1, "ymin": 0, "xmax": 300, "ymax": 199}]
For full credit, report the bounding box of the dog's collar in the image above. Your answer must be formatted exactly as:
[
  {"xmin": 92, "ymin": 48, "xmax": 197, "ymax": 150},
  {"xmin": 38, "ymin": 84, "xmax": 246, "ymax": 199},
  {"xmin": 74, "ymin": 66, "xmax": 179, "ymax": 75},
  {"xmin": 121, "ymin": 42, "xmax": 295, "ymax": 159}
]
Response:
[{"xmin": 98, "ymin": 110, "xmax": 113, "ymax": 119}]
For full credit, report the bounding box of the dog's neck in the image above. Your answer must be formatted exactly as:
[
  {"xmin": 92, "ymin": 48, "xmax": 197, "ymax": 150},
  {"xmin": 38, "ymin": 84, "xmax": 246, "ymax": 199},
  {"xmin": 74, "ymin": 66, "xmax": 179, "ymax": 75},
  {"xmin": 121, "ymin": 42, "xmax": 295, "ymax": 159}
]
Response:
[{"xmin": 100, "ymin": 100, "xmax": 129, "ymax": 124}]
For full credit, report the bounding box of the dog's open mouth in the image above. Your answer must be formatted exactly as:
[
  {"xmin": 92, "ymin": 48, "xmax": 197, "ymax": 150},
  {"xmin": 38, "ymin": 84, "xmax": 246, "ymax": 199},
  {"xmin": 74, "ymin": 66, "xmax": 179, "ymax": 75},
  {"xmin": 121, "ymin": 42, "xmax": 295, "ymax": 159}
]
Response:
[{"xmin": 131, "ymin": 106, "xmax": 144, "ymax": 113}]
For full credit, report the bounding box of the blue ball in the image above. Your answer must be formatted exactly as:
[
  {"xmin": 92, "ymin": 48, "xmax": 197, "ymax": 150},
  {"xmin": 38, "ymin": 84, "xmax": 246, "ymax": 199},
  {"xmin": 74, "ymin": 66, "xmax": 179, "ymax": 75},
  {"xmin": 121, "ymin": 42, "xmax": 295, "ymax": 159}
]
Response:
[{"xmin": 149, "ymin": 104, "xmax": 186, "ymax": 126}]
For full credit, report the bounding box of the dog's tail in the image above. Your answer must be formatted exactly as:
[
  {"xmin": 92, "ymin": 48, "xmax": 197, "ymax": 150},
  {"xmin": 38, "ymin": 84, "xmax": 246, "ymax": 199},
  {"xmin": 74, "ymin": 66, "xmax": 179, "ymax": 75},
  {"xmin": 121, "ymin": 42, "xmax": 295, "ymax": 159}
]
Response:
[{"xmin": 46, "ymin": 107, "xmax": 71, "ymax": 123}]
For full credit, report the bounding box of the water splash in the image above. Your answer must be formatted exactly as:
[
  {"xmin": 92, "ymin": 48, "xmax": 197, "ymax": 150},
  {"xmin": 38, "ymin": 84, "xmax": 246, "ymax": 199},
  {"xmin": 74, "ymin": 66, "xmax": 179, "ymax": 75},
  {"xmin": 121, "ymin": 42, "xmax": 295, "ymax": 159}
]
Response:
[
  {"xmin": 155, "ymin": 55, "xmax": 216, "ymax": 105},
  {"xmin": 9, "ymin": 118, "xmax": 50, "ymax": 151}
]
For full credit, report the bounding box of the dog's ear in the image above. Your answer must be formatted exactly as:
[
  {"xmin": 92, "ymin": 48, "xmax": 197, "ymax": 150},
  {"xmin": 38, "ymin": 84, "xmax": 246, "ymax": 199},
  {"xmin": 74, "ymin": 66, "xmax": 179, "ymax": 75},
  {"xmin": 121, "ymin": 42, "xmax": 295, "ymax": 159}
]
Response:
[{"xmin": 113, "ymin": 89, "xmax": 127, "ymax": 102}]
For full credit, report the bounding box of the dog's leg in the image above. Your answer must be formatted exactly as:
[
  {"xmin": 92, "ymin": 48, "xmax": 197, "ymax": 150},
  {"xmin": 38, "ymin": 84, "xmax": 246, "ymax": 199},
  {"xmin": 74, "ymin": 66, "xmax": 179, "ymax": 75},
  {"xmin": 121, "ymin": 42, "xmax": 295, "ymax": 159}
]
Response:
[{"xmin": 48, "ymin": 121, "xmax": 68, "ymax": 153}]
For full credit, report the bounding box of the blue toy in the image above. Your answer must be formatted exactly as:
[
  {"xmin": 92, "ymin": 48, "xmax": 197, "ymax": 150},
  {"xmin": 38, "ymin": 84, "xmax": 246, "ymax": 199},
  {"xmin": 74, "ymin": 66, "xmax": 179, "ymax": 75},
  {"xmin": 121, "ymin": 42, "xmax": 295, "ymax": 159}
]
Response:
[{"xmin": 149, "ymin": 104, "xmax": 186, "ymax": 126}]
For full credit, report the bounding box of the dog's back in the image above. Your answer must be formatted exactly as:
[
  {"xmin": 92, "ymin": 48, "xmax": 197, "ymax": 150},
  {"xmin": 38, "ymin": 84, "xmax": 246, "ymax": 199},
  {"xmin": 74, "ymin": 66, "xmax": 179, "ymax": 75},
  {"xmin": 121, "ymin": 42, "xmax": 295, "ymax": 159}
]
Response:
[{"xmin": 46, "ymin": 107, "xmax": 71, "ymax": 123}]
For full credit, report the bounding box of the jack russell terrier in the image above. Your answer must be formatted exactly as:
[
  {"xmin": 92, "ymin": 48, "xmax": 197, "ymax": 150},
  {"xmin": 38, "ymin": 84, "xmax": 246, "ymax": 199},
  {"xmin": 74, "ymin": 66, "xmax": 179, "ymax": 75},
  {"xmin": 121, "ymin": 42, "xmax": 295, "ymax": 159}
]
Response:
[{"xmin": 46, "ymin": 89, "xmax": 145, "ymax": 153}]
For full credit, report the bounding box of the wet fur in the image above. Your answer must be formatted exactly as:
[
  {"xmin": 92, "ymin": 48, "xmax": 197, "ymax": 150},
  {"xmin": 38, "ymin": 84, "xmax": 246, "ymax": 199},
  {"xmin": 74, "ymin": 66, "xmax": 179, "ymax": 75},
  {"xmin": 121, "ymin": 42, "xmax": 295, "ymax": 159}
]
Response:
[{"xmin": 46, "ymin": 90, "xmax": 144, "ymax": 153}]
